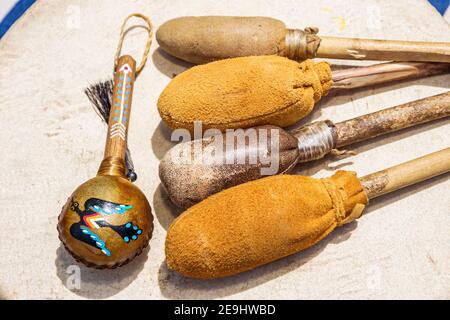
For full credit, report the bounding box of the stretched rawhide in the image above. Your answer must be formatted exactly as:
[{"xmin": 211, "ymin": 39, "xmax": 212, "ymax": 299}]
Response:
[
  {"xmin": 165, "ymin": 148, "xmax": 450, "ymax": 279},
  {"xmin": 159, "ymin": 92, "xmax": 450, "ymax": 208},
  {"xmin": 58, "ymin": 15, "xmax": 154, "ymax": 268},
  {"xmin": 156, "ymin": 16, "xmax": 450, "ymax": 64},
  {"xmin": 157, "ymin": 56, "xmax": 450, "ymax": 132}
]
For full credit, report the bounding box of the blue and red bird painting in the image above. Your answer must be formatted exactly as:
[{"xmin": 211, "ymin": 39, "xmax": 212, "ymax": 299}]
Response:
[{"xmin": 69, "ymin": 198, "xmax": 143, "ymax": 256}]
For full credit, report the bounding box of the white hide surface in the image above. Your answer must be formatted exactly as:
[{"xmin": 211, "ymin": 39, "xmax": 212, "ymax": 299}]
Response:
[{"xmin": 0, "ymin": 0, "xmax": 449, "ymax": 299}]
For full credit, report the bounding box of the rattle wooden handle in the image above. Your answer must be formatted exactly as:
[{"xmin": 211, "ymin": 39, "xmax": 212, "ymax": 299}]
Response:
[
  {"xmin": 317, "ymin": 36, "xmax": 450, "ymax": 63},
  {"xmin": 156, "ymin": 17, "xmax": 450, "ymax": 63},
  {"xmin": 331, "ymin": 62, "xmax": 450, "ymax": 90},
  {"xmin": 360, "ymin": 148, "xmax": 450, "ymax": 199},
  {"xmin": 103, "ymin": 55, "xmax": 136, "ymax": 165},
  {"xmin": 335, "ymin": 92, "xmax": 450, "ymax": 147}
]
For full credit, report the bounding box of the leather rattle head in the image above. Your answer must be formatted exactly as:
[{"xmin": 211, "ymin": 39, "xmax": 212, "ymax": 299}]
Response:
[{"xmin": 157, "ymin": 56, "xmax": 332, "ymax": 132}]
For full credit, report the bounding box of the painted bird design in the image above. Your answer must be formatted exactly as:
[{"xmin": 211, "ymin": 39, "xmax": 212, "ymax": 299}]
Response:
[{"xmin": 69, "ymin": 198, "xmax": 143, "ymax": 256}]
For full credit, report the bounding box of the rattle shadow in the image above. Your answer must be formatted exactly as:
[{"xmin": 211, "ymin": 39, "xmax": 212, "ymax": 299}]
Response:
[
  {"xmin": 152, "ymin": 47, "xmax": 194, "ymax": 79},
  {"xmin": 152, "ymin": 184, "xmax": 183, "ymax": 231},
  {"xmin": 150, "ymin": 121, "xmax": 176, "ymax": 160},
  {"xmin": 287, "ymin": 106, "xmax": 324, "ymax": 130},
  {"xmin": 55, "ymin": 244, "xmax": 149, "ymax": 299},
  {"xmin": 292, "ymin": 155, "xmax": 355, "ymax": 177},
  {"xmin": 157, "ymin": 221, "xmax": 357, "ymax": 299}
]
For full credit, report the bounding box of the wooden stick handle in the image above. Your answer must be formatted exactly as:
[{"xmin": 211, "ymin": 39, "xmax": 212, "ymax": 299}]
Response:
[
  {"xmin": 334, "ymin": 92, "xmax": 450, "ymax": 147},
  {"xmin": 331, "ymin": 62, "xmax": 450, "ymax": 90},
  {"xmin": 317, "ymin": 36, "xmax": 450, "ymax": 63},
  {"xmin": 360, "ymin": 148, "xmax": 450, "ymax": 199},
  {"xmin": 98, "ymin": 55, "xmax": 136, "ymax": 177},
  {"xmin": 156, "ymin": 18, "xmax": 450, "ymax": 64}
]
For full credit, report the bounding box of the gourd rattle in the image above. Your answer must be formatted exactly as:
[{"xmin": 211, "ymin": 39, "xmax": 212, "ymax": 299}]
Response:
[
  {"xmin": 160, "ymin": 92, "xmax": 450, "ymax": 208},
  {"xmin": 58, "ymin": 14, "xmax": 154, "ymax": 268},
  {"xmin": 165, "ymin": 148, "xmax": 450, "ymax": 279},
  {"xmin": 158, "ymin": 56, "xmax": 449, "ymax": 132},
  {"xmin": 156, "ymin": 16, "xmax": 450, "ymax": 64}
]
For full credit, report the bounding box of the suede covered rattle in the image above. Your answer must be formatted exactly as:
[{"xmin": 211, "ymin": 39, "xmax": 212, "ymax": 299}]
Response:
[
  {"xmin": 165, "ymin": 148, "xmax": 450, "ymax": 279},
  {"xmin": 157, "ymin": 56, "xmax": 449, "ymax": 132}
]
